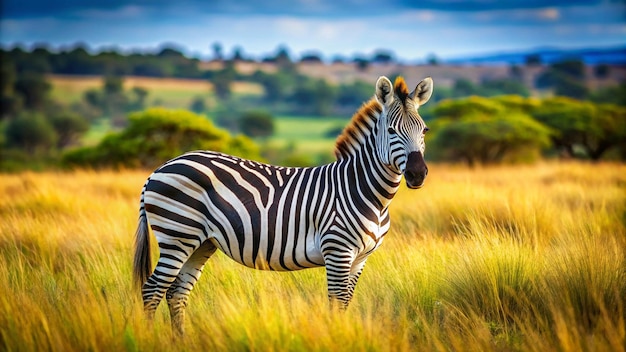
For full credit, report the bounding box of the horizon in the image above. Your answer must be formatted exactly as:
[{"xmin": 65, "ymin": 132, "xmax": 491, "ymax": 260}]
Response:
[
  {"xmin": 1, "ymin": 0, "xmax": 625, "ymax": 62},
  {"xmin": 2, "ymin": 40, "xmax": 625, "ymax": 64}
]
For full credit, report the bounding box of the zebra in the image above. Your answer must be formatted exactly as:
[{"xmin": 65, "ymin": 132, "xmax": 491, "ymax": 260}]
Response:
[{"xmin": 133, "ymin": 75, "xmax": 434, "ymax": 334}]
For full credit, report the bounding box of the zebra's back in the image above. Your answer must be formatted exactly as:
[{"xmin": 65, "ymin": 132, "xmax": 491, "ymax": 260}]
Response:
[{"xmin": 143, "ymin": 151, "xmax": 332, "ymax": 271}]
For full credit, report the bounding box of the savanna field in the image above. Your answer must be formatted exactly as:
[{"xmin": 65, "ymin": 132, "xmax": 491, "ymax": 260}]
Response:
[{"xmin": 1, "ymin": 162, "xmax": 625, "ymax": 351}]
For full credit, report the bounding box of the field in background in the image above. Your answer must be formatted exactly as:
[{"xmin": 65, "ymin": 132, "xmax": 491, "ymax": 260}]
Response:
[
  {"xmin": 1, "ymin": 162, "xmax": 624, "ymax": 351},
  {"xmin": 49, "ymin": 75, "xmax": 263, "ymax": 108},
  {"xmin": 50, "ymin": 75, "xmax": 342, "ymax": 161},
  {"xmin": 268, "ymin": 116, "xmax": 347, "ymax": 158}
]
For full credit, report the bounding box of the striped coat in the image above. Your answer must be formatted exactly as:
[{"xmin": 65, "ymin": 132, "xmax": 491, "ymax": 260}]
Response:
[{"xmin": 133, "ymin": 76, "xmax": 433, "ymax": 334}]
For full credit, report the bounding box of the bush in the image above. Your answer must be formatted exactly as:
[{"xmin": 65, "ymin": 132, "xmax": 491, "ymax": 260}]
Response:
[
  {"xmin": 239, "ymin": 111, "xmax": 275, "ymax": 138},
  {"xmin": 49, "ymin": 111, "xmax": 89, "ymax": 148},
  {"xmin": 4, "ymin": 113, "xmax": 57, "ymax": 155},
  {"xmin": 63, "ymin": 108, "xmax": 262, "ymax": 169},
  {"xmin": 429, "ymin": 112, "xmax": 552, "ymax": 166}
]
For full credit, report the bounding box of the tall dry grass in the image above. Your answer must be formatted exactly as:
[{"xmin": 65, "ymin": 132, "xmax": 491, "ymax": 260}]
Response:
[{"xmin": 0, "ymin": 162, "xmax": 624, "ymax": 351}]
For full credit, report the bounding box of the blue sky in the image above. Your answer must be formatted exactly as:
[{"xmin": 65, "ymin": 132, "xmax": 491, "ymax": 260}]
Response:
[{"xmin": 1, "ymin": 0, "xmax": 624, "ymax": 61}]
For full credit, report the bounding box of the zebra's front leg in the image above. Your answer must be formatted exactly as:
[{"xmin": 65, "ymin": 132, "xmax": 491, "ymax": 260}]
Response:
[
  {"xmin": 323, "ymin": 250, "xmax": 361, "ymax": 310},
  {"xmin": 346, "ymin": 259, "xmax": 367, "ymax": 303}
]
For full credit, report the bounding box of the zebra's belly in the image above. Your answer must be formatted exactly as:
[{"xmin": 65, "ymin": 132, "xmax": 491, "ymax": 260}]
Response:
[{"xmin": 208, "ymin": 231, "xmax": 325, "ymax": 271}]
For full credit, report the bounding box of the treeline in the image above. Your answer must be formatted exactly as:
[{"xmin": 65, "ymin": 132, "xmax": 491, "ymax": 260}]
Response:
[{"xmin": 3, "ymin": 44, "xmax": 204, "ymax": 78}]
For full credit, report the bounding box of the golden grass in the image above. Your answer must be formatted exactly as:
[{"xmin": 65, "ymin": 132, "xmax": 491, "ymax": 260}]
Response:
[{"xmin": 0, "ymin": 162, "xmax": 625, "ymax": 351}]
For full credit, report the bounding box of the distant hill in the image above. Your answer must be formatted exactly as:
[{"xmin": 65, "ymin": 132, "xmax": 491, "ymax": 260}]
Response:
[{"xmin": 444, "ymin": 46, "xmax": 626, "ymax": 65}]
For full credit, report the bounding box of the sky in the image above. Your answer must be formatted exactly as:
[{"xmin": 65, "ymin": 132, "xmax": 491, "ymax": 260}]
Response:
[{"xmin": 1, "ymin": 0, "xmax": 625, "ymax": 62}]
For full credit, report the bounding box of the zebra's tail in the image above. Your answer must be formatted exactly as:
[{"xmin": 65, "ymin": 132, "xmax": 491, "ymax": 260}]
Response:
[{"xmin": 133, "ymin": 180, "xmax": 152, "ymax": 290}]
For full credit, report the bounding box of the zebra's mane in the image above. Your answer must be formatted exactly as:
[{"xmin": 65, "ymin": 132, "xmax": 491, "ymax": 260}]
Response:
[{"xmin": 334, "ymin": 77, "xmax": 409, "ymax": 160}]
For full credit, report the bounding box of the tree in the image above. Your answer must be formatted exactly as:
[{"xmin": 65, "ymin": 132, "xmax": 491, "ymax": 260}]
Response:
[
  {"xmin": 426, "ymin": 53, "xmax": 439, "ymax": 65},
  {"xmin": 452, "ymin": 78, "xmax": 478, "ymax": 97},
  {"xmin": 212, "ymin": 62, "xmax": 236, "ymax": 100},
  {"xmin": 103, "ymin": 75, "xmax": 124, "ymax": 95},
  {"xmin": 353, "ymin": 56, "xmax": 370, "ymax": 71},
  {"xmin": 239, "ymin": 111, "xmax": 275, "ymax": 138},
  {"xmin": 300, "ymin": 52, "xmax": 323, "ymax": 63},
  {"xmin": 189, "ymin": 96, "xmax": 207, "ymax": 114},
  {"xmin": 583, "ymin": 104, "xmax": 626, "ymax": 160},
  {"xmin": 14, "ymin": 72, "xmax": 51, "ymax": 110},
  {"xmin": 49, "ymin": 111, "xmax": 89, "ymax": 148},
  {"xmin": 530, "ymin": 97, "xmax": 592, "ymax": 158},
  {"xmin": 5, "ymin": 113, "xmax": 57, "ymax": 154},
  {"xmin": 534, "ymin": 59, "xmax": 589, "ymax": 99},
  {"xmin": 129, "ymin": 86, "xmax": 149, "ymax": 111},
  {"xmin": 553, "ymin": 75, "xmax": 589, "ymax": 100},
  {"xmin": 336, "ymin": 80, "xmax": 372, "ymax": 109},
  {"xmin": 371, "ymin": 49, "xmax": 395, "ymax": 64},
  {"xmin": 212, "ymin": 42, "xmax": 224, "ymax": 61},
  {"xmin": 590, "ymin": 83, "xmax": 626, "ymax": 106},
  {"xmin": 274, "ymin": 46, "xmax": 292, "ymax": 67},
  {"xmin": 594, "ymin": 64, "xmax": 610, "ymax": 79},
  {"xmin": 231, "ymin": 46, "xmax": 246, "ymax": 62},
  {"xmin": 430, "ymin": 112, "xmax": 552, "ymax": 166},
  {"xmin": 64, "ymin": 108, "xmax": 261, "ymax": 168},
  {"xmin": 531, "ymin": 97, "xmax": 626, "ymax": 160},
  {"xmin": 291, "ymin": 78, "xmax": 337, "ymax": 116},
  {"xmin": 251, "ymin": 70, "xmax": 289, "ymax": 103}
]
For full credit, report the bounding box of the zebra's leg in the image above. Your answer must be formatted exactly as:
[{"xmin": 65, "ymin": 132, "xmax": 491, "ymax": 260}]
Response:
[
  {"xmin": 323, "ymin": 250, "xmax": 356, "ymax": 310},
  {"xmin": 166, "ymin": 240, "xmax": 217, "ymax": 336},
  {"xmin": 142, "ymin": 238, "xmax": 195, "ymax": 321},
  {"xmin": 346, "ymin": 258, "xmax": 367, "ymax": 304}
]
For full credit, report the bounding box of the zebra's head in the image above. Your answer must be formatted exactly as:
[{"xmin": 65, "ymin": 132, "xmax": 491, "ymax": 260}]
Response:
[{"xmin": 374, "ymin": 76, "xmax": 433, "ymax": 189}]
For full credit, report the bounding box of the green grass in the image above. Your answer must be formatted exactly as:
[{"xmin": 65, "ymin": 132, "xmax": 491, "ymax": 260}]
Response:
[
  {"xmin": 268, "ymin": 116, "xmax": 347, "ymax": 158},
  {"xmin": 0, "ymin": 163, "xmax": 625, "ymax": 351}
]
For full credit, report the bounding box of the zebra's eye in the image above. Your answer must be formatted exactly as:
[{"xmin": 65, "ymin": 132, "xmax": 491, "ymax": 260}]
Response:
[
  {"xmin": 388, "ymin": 127, "xmax": 396, "ymax": 134},
  {"xmin": 423, "ymin": 127, "xmax": 430, "ymax": 134}
]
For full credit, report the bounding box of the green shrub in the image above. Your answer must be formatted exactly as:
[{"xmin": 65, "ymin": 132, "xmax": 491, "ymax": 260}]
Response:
[
  {"xmin": 429, "ymin": 112, "xmax": 552, "ymax": 166},
  {"xmin": 4, "ymin": 112, "xmax": 57, "ymax": 155},
  {"xmin": 63, "ymin": 108, "xmax": 262, "ymax": 169}
]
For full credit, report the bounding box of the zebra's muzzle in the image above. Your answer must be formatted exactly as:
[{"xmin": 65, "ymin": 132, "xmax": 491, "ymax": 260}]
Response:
[{"xmin": 404, "ymin": 151, "xmax": 428, "ymax": 189}]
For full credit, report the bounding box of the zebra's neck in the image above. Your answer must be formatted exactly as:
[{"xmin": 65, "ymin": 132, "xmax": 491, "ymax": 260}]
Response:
[{"xmin": 333, "ymin": 99, "xmax": 403, "ymax": 211}]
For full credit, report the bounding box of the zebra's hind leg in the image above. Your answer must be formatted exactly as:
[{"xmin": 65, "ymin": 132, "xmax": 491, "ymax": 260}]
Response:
[
  {"xmin": 142, "ymin": 238, "xmax": 195, "ymax": 321},
  {"xmin": 166, "ymin": 240, "xmax": 217, "ymax": 336}
]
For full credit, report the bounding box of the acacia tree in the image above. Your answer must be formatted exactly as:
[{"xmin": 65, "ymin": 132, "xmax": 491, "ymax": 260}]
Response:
[
  {"xmin": 430, "ymin": 112, "xmax": 552, "ymax": 167},
  {"xmin": 430, "ymin": 97, "xmax": 553, "ymax": 166},
  {"xmin": 583, "ymin": 104, "xmax": 626, "ymax": 160},
  {"xmin": 530, "ymin": 97, "xmax": 626, "ymax": 160},
  {"xmin": 63, "ymin": 108, "xmax": 261, "ymax": 168}
]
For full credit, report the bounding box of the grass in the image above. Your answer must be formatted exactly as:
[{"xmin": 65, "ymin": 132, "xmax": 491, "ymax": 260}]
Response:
[
  {"xmin": 1, "ymin": 162, "xmax": 625, "ymax": 351},
  {"xmin": 268, "ymin": 116, "xmax": 347, "ymax": 158}
]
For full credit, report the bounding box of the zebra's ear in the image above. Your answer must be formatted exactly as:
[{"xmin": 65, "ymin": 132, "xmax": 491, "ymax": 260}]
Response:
[
  {"xmin": 375, "ymin": 76, "xmax": 394, "ymax": 107},
  {"xmin": 410, "ymin": 77, "xmax": 433, "ymax": 107}
]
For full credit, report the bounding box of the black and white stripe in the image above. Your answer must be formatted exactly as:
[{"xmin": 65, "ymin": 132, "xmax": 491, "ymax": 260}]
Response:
[{"xmin": 133, "ymin": 76, "xmax": 434, "ymax": 334}]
